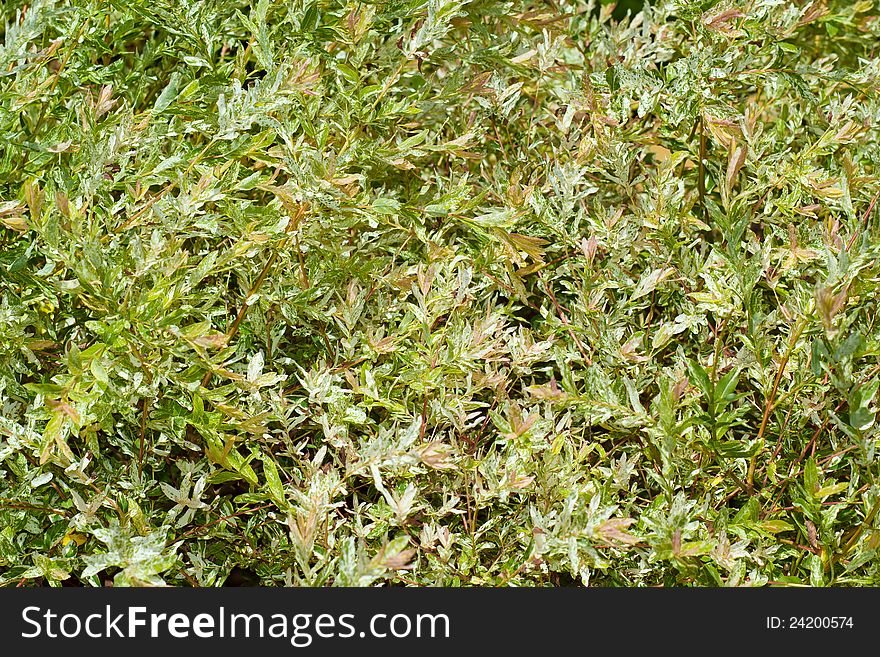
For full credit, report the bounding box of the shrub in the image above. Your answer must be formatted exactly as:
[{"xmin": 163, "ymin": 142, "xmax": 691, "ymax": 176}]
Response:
[{"xmin": 1, "ymin": 0, "xmax": 879, "ymax": 586}]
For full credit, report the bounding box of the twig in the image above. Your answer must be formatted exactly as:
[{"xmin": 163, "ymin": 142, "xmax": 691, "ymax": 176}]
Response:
[
  {"xmin": 138, "ymin": 396, "xmax": 149, "ymax": 478},
  {"xmin": 167, "ymin": 504, "xmax": 274, "ymax": 548},
  {"xmin": 840, "ymin": 498, "xmax": 880, "ymax": 558},
  {"xmin": 845, "ymin": 186, "xmax": 880, "ymax": 251},
  {"xmin": 200, "ymin": 206, "xmax": 305, "ymax": 388},
  {"xmin": 746, "ymin": 317, "xmax": 808, "ymax": 491},
  {"xmin": 697, "ymin": 114, "xmax": 706, "ymax": 219},
  {"xmin": 0, "ymin": 499, "xmax": 70, "ymax": 517},
  {"xmin": 540, "ymin": 279, "xmax": 592, "ymax": 365}
]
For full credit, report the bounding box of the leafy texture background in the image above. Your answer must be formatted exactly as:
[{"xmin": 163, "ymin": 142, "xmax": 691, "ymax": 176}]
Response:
[{"xmin": 1, "ymin": 0, "xmax": 880, "ymax": 586}]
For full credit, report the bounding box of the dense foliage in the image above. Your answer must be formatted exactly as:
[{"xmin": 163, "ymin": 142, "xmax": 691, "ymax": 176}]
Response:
[{"xmin": 1, "ymin": 0, "xmax": 879, "ymax": 587}]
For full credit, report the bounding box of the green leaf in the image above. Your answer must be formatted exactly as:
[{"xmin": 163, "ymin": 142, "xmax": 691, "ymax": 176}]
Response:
[
  {"xmin": 758, "ymin": 520, "xmax": 794, "ymax": 534},
  {"xmin": 733, "ymin": 497, "xmax": 760, "ymax": 525},
  {"xmin": 815, "ymin": 482, "xmax": 848, "ymax": 500},
  {"xmin": 834, "ymin": 331, "xmax": 864, "ymax": 362},
  {"xmin": 804, "ymin": 458, "xmax": 820, "ymax": 497},
  {"xmin": 260, "ymin": 452, "xmax": 287, "ymax": 509},
  {"xmin": 848, "ymin": 378, "xmax": 878, "ymax": 431},
  {"xmin": 371, "ymin": 198, "xmax": 400, "ymax": 215},
  {"xmin": 40, "ymin": 409, "xmax": 73, "ymax": 465},
  {"xmin": 687, "ymin": 359, "xmax": 713, "ymax": 402},
  {"xmin": 153, "ymin": 72, "xmax": 181, "ymax": 113},
  {"xmin": 25, "ymin": 383, "xmax": 66, "ymax": 398},
  {"xmin": 300, "ymin": 4, "xmax": 319, "ymax": 32},
  {"xmin": 715, "ymin": 368, "xmax": 740, "ymax": 403},
  {"xmin": 90, "ymin": 358, "xmax": 109, "ymax": 385}
]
